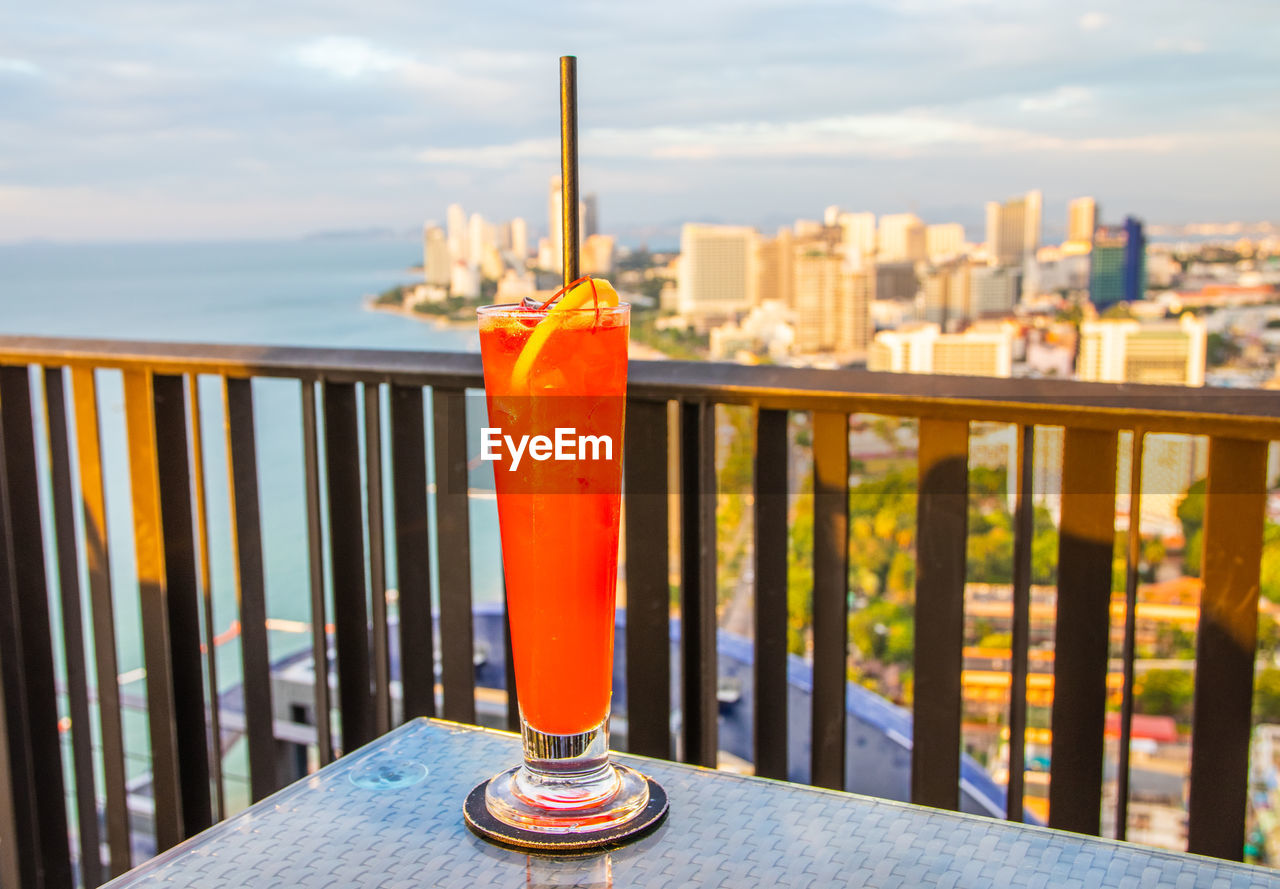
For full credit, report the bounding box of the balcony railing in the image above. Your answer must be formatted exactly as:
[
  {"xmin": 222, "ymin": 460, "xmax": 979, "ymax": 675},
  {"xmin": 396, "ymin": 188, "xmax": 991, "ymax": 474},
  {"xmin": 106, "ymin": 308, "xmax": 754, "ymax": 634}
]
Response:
[{"xmin": 0, "ymin": 335, "xmax": 1277, "ymax": 887}]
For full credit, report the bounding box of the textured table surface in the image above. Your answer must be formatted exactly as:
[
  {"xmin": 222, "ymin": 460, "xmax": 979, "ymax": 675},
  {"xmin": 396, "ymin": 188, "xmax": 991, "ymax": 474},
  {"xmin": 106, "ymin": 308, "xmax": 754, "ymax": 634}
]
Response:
[{"xmin": 105, "ymin": 718, "xmax": 1279, "ymax": 888}]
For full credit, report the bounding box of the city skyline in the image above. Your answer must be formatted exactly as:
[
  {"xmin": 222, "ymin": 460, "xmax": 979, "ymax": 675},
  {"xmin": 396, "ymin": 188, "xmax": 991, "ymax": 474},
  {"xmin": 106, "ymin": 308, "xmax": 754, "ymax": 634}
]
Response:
[{"xmin": 3, "ymin": 0, "xmax": 1279, "ymax": 243}]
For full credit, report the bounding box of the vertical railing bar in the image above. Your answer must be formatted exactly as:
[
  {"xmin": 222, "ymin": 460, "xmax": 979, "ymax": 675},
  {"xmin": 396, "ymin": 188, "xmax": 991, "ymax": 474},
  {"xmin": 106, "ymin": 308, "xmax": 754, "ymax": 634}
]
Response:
[
  {"xmin": 0, "ymin": 636, "xmax": 21, "ymax": 889},
  {"xmin": 1048, "ymin": 427, "xmax": 1117, "ymax": 837},
  {"xmin": 1187, "ymin": 437, "xmax": 1269, "ymax": 860},
  {"xmin": 324, "ymin": 381, "xmax": 374, "ymax": 748},
  {"xmin": 186, "ymin": 374, "xmax": 226, "ymax": 820},
  {"xmin": 911, "ymin": 417, "xmax": 969, "ymax": 811},
  {"xmin": 810, "ymin": 411, "xmax": 850, "ymax": 791},
  {"xmin": 388, "ymin": 384, "xmax": 434, "ymax": 723},
  {"xmin": 223, "ymin": 376, "xmax": 276, "ymax": 799},
  {"xmin": 0, "ymin": 369, "xmax": 61, "ymax": 889},
  {"xmin": 430, "ymin": 386, "xmax": 476, "ymax": 725},
  {"xmin": 122, "ymin": 367, "xmax": 184, "ymax": 852},
  {"xmin": 364, "ymin": 383, "xmax": 391, "ymax": 737},
  {"xmin": 152, "ymin": 373, "xmax": 213, "ymax": 836},
  {"xmin": 301, "ymin": 382, "xmax": 334, "ymax": 763},
  {"xmin": 753, "ymin": 407, "xmax": 789, "ymax": 780},
  {"xmin": 1115, "ymin": 428, "xmax": 1145, "ymax": 841},
  {"xmin": 71, "ymin": 367, "xmax": 132, "ymax": 875},
  {"xmin": 42, "ymin": 367, "xmax": 103, "ymax": 886},
  {"xmin": 1005, "ymin": 424, "xmax": 1034, "ymax": 823},
  {"xmin": 624, "ymin": 398, "xmax": 672, "ymax": 760},
  {"xmin": 679, "ymin": 399, "xmax": 717, "ymax": 767}
]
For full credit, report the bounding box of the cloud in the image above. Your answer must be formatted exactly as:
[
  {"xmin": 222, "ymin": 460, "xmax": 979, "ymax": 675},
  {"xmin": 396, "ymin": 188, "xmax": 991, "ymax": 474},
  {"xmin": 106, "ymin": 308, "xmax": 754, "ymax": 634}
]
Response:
[
  {"xmin": 1078, "ymin": 12, "xmax": 1110, "ymax": 31},
  {"xmin": 1154, "ymin": 36, "xmax": 1206, "ymax": 54},
  {"xmin": 417, "ymin": 110, "xmax": 1178, "ymax": 167},
  {"xmin": 0, "ymin": 57, "xmax": 40, "ymax": 77},
  {"xmin": 289, "ymin": 36, "xmax": 409, "ymax": 80},
  {"xmin": 285, "ymin": 36, "xmax": 522, "ymax": 108},
  {"xmin": 1018, "ymin": 86, "xmax": 1093, "ymax": 112}
]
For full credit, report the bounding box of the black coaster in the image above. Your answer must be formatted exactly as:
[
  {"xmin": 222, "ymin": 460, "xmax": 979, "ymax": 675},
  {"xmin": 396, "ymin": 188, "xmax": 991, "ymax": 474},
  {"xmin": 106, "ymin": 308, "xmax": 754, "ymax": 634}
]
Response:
[{"xmin": 463, "ymin": 776, "xmax": 668, "ymax": 852}]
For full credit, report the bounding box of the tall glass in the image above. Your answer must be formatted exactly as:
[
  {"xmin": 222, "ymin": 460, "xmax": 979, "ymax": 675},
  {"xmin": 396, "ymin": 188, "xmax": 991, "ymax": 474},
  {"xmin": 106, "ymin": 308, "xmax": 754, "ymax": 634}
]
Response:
[{"xmin": 476, "ymin": 299, "xmax": 648, "ymax": 833}]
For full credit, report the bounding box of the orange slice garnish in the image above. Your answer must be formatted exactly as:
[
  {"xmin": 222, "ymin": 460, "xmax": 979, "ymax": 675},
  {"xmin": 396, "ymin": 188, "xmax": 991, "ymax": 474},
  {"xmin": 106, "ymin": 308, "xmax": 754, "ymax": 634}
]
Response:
[{"xmin": 510, "ymin": 276, "xmax": 619, "ymax": 391}]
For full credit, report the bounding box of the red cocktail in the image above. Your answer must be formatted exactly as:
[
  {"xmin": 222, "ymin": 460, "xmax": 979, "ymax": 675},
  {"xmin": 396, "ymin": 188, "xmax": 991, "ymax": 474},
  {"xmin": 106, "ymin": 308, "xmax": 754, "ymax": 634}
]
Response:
[{"xmin": 476, "ymin": 279, "xmax": 649, "ymax": 833}]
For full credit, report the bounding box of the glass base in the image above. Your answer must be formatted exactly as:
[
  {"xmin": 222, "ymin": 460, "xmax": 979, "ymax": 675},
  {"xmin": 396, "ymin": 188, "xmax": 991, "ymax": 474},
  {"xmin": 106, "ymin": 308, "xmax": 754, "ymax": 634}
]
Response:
[{"xmin": 483, "ymin": 715, "xmax": 650, "ymax": 833}]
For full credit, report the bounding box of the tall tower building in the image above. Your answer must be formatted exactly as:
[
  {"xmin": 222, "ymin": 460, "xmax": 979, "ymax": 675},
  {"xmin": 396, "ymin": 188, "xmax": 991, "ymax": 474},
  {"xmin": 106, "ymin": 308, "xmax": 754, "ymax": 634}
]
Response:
[
  {"xmin": 756, "ymin": 228, "xmax": 795, "ymax": 307},
  {"xmin": 1089, "ymin": 216, "xmax": 1146, "ymax": 308},
  {"xmin": 510, "ymin": 217, "xmax": 528, "ymax": 263},
  {"xmin": 791, "ymin": 248, "xmax": 872, "ymax": 355},
  {"xmin": 547, "ymin": 176, "xmax": 587, "ymax": 273},
  {"xmin": 422, "ymin": 224, "xmax": 451, "ymax": 288},
  {"xmin": 677, "ymin": 224, "xmax": 758, "ymax": 319},
  {"xmin": 583, "ymin": 194, "xmax": 599, "ymax": 239},
  {"xmin": 837, "ymin": 212, "xmax": 876, "ymax": 271},
  {"xmin": 1067, "ymin": 197, "xmax": 1097, "ymax": 244},
  {"xmin": 878, "ymin": 213, "xmax": 927, "ymax": 263},
  {"xmin": 985, "ymin": 190, "xmax": 1042, "ymax": 266},
  {"xmin": 446, "ymin": 204, "xmax": 468, "ymax": 264},
  {"xmin": 468, "ymin": 213, "xmax": 495, "ymax": 269},
  {"xmin": 925, "ymin": 224, "xmax": 965, "ymax": 263}
]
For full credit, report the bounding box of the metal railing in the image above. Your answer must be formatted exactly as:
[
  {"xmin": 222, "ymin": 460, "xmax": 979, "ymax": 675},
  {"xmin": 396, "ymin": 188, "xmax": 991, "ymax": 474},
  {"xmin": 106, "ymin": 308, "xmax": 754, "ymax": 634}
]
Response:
[{"xmin": 0, "ymin": 335, "xmax": 1276, "ymax": 887}]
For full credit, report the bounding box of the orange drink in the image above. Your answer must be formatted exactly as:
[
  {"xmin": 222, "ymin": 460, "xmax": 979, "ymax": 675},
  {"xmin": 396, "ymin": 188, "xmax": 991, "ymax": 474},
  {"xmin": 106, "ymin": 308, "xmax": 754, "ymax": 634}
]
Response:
[
  {"xmin": 477, "ymin": 297, "xmax": 627, "ymax": 735},
  {"xmin": 475, "ymin": 279, "xmax": 649, "ymax": 834}
]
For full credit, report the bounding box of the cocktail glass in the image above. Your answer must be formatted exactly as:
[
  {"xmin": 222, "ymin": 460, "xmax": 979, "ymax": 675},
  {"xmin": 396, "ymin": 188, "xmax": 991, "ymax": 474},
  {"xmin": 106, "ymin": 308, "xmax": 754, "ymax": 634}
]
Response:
[{"xmin": 476, "ymin": 294, "xmax": 649, "ymax": 833}]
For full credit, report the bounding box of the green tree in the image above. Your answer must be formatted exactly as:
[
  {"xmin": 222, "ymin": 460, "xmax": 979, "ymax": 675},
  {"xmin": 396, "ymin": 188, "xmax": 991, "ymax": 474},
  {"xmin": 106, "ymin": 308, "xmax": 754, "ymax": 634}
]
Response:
[
  {"xmin": 1255, "ymin": 668, "xmax": 1280, "ymax": 724},
  {"xmin": 1134, "ymin": 669, "xmax": 1195, "ymax": 723}
]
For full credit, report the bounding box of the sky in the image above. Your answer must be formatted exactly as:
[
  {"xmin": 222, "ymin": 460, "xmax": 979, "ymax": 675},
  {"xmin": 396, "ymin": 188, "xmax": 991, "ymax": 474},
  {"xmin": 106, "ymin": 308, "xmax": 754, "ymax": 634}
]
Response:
[{"xmin": 2, "ymin": 0, "xmax": 1278, "ymax": 244}]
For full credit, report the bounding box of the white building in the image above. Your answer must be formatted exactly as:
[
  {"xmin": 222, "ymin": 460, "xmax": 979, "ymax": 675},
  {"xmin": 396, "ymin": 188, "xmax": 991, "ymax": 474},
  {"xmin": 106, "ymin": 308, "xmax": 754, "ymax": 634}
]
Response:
[
  {"xmin": 985, "ymin": 190, "xmax": 1042, "ymax": 267},
  {"xmin": 510, "ymin": 217, "xmax": 529, "ymax": 263},
  {"xmin": 837, "ymin": 212, "xmax": 877, "ymax": 271},
  {"xmin": 677, "ymin": 224, "xmax": 758, "ymax": 320},
  {"xmin": 970, "ymin": 265, "xmax": 1020, "ymax": 317},
  {"xmin": 926, "ymin": 223, "xmax": 966, "ymax": 263},
  {"xmin": 878, "ymin": 213, "xmax": 927, "ymax": 263},
  {"xmin": 450, "ymin": 260, "xmax": 480, "ymax": 300},
  {"xmin": 869, "ymin": 321, "xmax": 1015, "ymax": 377},
  {"xmin": 447, "ymin": 203, "xmax": 468, "ymax": 264},
  {"xmin": 1077, "ymin": 314, "xmax": 1207, "ymax": 386},
  {"xmin": 422, "ymin": 224, "xmax": 451, "ymax": 288}
]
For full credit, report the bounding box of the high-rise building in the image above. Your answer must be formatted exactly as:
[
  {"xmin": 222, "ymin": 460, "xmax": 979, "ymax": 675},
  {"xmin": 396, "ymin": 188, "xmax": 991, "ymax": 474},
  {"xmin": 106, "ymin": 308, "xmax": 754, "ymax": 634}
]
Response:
[
  {"xmin": 790, "ymin": 248, "xmax": 872, "ymax": 355},
  {"xmin": 875, "ymin": 261, "xmax": 920, "ymax": 302},
  {"xmin": 422, "ymin": 224, "xmax": 451, "ymax": 288},
  {"xmin": 926, "ymin": 224, "xmax": 965, "ymax": 263},
  {"xmin": 584, "ymin": 194, "xmax": 599, "ymax": 239},
  {"xmin": 582, "ymin": 234, "xmax": 615, "ymax": 277},
  {"xmin": 677, "ymin": 224, "xmax": 758, "ymax": 319},
  {"xmin": 755, "ymin": 228, "xmax": 794, "ymax": 307},
  {"xmin": 868, "ymin": 322, "xmax": 1014, "ymax": 377},
  {"xmin": 837, "ymin": 212, "xmax": 876, "ymax": 271},
  {"xmin": 1076, "ymin": 315, "xmax": 1206, "ymax": 386},
  {"xmin": 468, "ymin": 213, "xmax": 495, "ymax": 269},
  {"xmin": 1090, "ymin": 217, "xmax": 1146, "ymax": 308},
  {"xmin": 510, "ymin": 217, "xmax": 528, "ymax": 262},
  {"xmin": 985, "ymin": 190, "xmax": 1042, "ymax": 267},
  {"xmin": 921, "ymin": 262, "xmax": 972, "ymax": 327},
  {"xmin": 447, "ymin": 203, "xmax": 468, "ymax": 263},
  {"xmin": 824, "ymin": 205, "xmax": 842, "ymax": 227},
  {"xmin": 878, "ymin": 213, "xmax": 927, "ymax": 263},
  {"xmin": 1067, "ymin": 197, "xmax": 1097, "ymax": 244},
  {"xmin": 547, "ymin": 176, "xmax": 587, "ymax": 273},
  {"xmin": 969, "ymin": 265, "xmax": 1020, "ymax": 317}
]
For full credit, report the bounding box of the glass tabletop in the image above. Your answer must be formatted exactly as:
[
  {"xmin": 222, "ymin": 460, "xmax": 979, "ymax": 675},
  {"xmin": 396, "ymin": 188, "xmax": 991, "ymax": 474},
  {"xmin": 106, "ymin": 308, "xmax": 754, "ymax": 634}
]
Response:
[{"xmin": 104, "ymin": 718, "xmax": 1278, "ymax": 888}]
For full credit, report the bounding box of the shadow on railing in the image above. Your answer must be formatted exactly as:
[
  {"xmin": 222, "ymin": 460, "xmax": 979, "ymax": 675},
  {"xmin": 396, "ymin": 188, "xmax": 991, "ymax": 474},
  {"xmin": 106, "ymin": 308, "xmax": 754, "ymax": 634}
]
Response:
[{"xmin": 0, "ymin": 335, "xmax": 1277, "ymax": 887}]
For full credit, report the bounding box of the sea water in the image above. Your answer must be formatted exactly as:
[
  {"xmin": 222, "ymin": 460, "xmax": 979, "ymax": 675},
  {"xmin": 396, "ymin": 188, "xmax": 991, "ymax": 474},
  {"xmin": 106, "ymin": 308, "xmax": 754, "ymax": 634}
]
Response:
[{"xmin": 0, "ymin": 238, "xmax": 502, "ymax": 790}]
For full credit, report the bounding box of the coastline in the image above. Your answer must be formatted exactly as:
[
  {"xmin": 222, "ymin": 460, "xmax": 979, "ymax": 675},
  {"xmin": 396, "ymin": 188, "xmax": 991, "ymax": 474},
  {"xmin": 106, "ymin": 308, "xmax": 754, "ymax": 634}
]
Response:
[{"xmin": 364, "ymin": 296, "xmax": 673, "ymax": 360}]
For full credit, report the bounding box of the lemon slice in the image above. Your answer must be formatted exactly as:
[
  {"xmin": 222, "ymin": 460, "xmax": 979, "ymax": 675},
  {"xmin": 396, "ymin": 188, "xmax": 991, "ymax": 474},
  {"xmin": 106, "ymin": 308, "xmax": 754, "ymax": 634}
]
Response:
[{"xmin": 510, "ymin": 277, "xmax": 618, "ymax": 391}]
